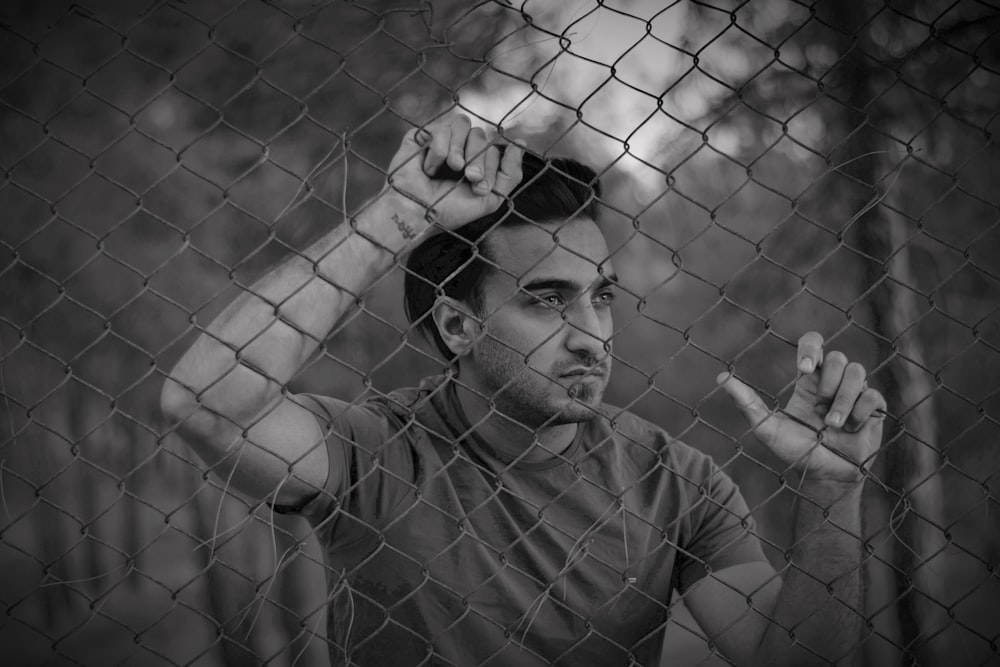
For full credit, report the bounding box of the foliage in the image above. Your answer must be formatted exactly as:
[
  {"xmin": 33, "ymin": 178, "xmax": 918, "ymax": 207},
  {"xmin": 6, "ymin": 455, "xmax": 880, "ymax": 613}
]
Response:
[{"xmin": 1, "ymin": 0, "xmax": 998, "ymax": 664}]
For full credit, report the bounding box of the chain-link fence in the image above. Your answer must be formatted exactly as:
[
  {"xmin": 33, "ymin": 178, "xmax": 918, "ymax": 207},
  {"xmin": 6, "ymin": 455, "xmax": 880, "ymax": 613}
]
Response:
[{"xmin": 1, "ymin": 0, "xmax": 998, "ymax": 665}]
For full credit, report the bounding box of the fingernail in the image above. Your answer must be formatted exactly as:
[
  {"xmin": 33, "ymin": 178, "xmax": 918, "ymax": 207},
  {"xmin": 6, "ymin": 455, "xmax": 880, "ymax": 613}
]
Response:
[
  {"xmin": 475, "ymin": 180, "xmax": 491, "ymax": 194},
  {"xmin": 799, "ymin": 358, "xmax": 814, "ymax": 373},
  {"xmin": 827, "ymin": 411, "xmax": 842, "ymax": 427}
]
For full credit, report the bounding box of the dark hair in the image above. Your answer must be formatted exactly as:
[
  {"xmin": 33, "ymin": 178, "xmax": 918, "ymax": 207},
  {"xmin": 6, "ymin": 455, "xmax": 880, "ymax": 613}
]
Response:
[{"xmin": 403, "ymin": 149, "xmax": 602, "ymax": 361}]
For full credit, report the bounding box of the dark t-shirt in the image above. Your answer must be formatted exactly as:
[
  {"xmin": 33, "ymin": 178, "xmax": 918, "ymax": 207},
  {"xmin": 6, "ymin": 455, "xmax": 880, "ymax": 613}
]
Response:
[{"xmin": 295, "ymin": 376, "xmax": 767, "ymax": 666}]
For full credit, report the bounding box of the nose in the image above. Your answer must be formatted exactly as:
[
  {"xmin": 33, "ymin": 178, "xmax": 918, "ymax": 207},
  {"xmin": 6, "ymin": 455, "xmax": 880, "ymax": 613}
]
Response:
[{"xmin": 563, "ymin": 299, "xmax": 609, "ymax": 361}]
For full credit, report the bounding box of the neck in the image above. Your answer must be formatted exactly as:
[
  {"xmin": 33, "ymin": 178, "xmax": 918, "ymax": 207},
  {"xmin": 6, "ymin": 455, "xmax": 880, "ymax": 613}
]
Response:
[{"xmin": 453, "ymin": 379, "xmax": 579, "ymax": 463}]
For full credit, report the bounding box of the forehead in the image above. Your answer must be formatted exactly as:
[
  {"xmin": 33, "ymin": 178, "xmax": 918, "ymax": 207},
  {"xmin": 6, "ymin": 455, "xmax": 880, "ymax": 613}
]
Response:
[{"xmin": 483, "ymin": 217, "xmax": 613, "ymax": 288}]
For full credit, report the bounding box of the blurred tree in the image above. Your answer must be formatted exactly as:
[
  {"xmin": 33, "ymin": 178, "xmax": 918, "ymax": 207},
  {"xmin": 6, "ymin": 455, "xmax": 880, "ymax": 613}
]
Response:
[
  {"xmin": 2, "ymin": 0, "xmax": 998, "ymax": 665},
  {"xmin": 1, "ymin": 0, "xmax": 509, "ymax": 663},
  {"xmin": 455, "ymin": 0, "xmax": 1000, "ymax": 664}
]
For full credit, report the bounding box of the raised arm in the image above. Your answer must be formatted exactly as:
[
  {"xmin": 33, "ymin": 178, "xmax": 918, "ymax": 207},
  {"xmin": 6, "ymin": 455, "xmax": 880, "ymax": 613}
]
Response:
[
  {"xmin": 684, "ymin": 332, "xmax": 884, "ymax": 665},
  {"xmin": 159, "ymin": 116, "xmax": 523, "ymax": 508}
]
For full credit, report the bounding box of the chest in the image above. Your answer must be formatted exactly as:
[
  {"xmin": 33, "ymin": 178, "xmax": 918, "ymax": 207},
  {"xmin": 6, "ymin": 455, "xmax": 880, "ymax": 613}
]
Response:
[{"xmin": 373, "ymin": 457, "xmax": 683, "ymax": 639}]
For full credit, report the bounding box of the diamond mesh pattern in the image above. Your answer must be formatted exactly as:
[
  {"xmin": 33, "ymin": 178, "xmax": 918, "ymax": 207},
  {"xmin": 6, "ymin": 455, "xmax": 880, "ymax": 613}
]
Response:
[{"xmin": 1, "ymin": 1, "xmax": 998, "ymax": 665}]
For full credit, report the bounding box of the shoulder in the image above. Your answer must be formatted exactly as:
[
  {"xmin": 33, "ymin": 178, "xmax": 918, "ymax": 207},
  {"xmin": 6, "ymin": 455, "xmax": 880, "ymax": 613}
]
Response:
[
  {"xmin": 305, "ymin": 375, "xmax": 455, "ymax": 443},
  {"xmin": 300, "ymin": 377, "xmax": 441, "ymax": 438}
]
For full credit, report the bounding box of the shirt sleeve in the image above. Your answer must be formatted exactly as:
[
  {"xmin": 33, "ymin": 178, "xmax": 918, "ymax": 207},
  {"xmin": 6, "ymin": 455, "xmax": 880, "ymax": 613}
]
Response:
[
  {"xmin": 287, "ymin": 393, "xmax": 419, "ymax": 550},
  {"xmin": 675, "ymin": 453, "xmax": 769, "ymax": 593}
]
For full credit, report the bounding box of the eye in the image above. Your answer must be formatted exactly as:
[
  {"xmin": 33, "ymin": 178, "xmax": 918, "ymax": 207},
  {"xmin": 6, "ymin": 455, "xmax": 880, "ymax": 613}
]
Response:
[
  {"xmin": 594, "ymin": 289, "xmax": 617, "ymax": 306},
  {"xmin": 533, "ymin": 294, "xmax": 565, "ymax": 308}
]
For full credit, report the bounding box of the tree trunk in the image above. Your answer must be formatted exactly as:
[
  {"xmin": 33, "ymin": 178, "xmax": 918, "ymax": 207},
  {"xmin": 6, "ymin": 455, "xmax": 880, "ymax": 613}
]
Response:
[
  {"xmin": 842, "ymin": 99, "xmax": 949, "ymax": 667},
  {"xmin": 31, "ymin": 433, "xmax": 76, "ymax": 630},
  {"xmin": 187, "ymin": 467, "xmax": 260, "ymax": 667},
  {"xmin": 829, "ymin": 7, "xmax": 951, "ymax": 663},
  {"xmin": 123, "ymin": 420, "xmax": 142, "ymax": 591},
  {"xmin": 856, "ymin": 202, "xmax": 950, "ymax": 666},
  {"xmin": 70, "ymin": 386, "xmax": 103, "ymax": 599}
]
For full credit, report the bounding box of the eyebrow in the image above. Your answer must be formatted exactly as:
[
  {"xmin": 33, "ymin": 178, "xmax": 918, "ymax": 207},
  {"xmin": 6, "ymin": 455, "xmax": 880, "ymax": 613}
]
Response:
[{"xmin": 519, "ymin": 273, "xmax": 619, "ymax": 294}]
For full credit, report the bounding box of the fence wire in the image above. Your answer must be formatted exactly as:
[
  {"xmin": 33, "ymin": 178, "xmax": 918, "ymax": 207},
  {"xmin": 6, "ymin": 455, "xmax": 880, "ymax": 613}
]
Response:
[{"xmin": 1, "ymin": 0, "xmax": 998, "ymax": 665}]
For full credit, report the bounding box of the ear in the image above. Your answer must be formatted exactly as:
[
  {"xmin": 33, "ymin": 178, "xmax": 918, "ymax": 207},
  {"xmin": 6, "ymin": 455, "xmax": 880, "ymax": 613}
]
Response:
[{"xmin": 431, "ymin": 297, "xmax": 480, "ymax": 358}]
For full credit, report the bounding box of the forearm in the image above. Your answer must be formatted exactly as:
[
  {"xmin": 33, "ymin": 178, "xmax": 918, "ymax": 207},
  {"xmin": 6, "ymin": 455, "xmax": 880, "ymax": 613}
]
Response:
[
  {"xmin": 757, "ymin": 481, "xmax": 866, "ymax": 666},
  {"xmin": 161, "ymin": 193, "xmax": 428, "ymax": 434}
]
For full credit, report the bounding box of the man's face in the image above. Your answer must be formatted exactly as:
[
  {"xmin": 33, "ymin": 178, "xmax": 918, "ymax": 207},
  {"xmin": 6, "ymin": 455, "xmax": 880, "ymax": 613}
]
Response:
[{"xmin": 464, "ymin": 216, "xmax": 616, "ymax": 428}]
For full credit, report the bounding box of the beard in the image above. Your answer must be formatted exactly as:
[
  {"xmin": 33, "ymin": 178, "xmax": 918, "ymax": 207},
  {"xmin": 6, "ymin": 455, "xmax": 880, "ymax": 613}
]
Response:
[{"xmin": 469, "ymin": 334, "xmax": 609, "ymax": 429}]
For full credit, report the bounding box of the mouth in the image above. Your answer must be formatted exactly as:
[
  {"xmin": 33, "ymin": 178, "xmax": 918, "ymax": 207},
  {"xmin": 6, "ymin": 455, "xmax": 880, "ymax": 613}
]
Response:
[{"xmin": 560, "ymin": 367, "xmax": 607, "ymax": 379}]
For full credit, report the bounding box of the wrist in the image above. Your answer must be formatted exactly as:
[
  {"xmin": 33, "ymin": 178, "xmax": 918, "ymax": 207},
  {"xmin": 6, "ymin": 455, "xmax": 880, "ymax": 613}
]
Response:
[
  {"xmin": 791, "ymin": 478, "xmax": 864, "ymax": 549},
  {"xmin": 795, "ymin": 475, "xmax": 865, "ymax": 506},
  {"xmin": 355, "ymin": 191, "xmax": 433, "ymax": 254}
]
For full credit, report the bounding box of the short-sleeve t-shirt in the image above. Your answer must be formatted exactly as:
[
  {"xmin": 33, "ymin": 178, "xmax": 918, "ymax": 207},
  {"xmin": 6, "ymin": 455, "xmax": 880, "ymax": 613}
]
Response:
[{"xmin": 295, "ymin": 376, "xmax": 767, "ymax": 667}]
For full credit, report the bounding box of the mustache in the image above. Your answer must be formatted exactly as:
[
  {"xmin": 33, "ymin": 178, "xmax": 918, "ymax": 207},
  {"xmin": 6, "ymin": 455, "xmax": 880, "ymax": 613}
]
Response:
[{"xmin": 553, "ymin": 356, "xmax": 611, "ymax": 376}]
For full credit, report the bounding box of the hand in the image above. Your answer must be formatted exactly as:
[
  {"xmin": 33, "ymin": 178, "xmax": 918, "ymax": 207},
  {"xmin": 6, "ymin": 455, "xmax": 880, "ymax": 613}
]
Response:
[
  {"xmin": 716, "ymin": 332, "xmax": 886, "ymax": 484},
  {"xmin": 382, "ymin": 114, "xmax": 524, "ymax": 230}
]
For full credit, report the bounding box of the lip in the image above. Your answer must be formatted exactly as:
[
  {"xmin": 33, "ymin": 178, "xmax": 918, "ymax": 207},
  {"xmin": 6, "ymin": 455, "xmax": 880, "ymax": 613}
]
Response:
[{"xmin": 560, "ymin": 367, "xmax": 607, "ymax": 378}]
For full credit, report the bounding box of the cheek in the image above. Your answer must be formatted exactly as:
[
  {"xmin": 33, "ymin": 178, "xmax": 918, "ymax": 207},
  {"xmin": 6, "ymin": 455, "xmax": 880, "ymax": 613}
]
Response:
[
  {"xmin": 601, "ymin": 311, "xmax": 615, "ymax": 347},
  {"xmin": 484, "ymin": 308, "xmax": 564, "ymax": 355}
]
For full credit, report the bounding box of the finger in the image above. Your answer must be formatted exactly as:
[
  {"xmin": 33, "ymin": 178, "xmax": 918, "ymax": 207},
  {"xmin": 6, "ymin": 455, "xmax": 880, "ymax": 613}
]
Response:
[
  {"xmin": 397, "ymin": 128, "xmax": 427, "ymax": 157},
  {"xmin": 858, "ymin": 394, "xmax": 888, "ymax": 457},
  {"xmin": 475, "ymin": 144, "xmax": 501, "ymax": 196},
  {"xmin": 389, "ymin": 128, "xmax": 430, "ymax": 177},
  {"xmin": 716, "ymin": 372, "xmax": 777, "ymax": 440},
  {"xmin": 815, "ymin": 350, "xmax": 847, "ymax": 414},
  {"xmin": 493, "ymin": 143, "xmax": 524, "ymax": 197},
  {"xmin": 846, "ymin": 386, "xmax": 886, "ymax": 433},
  {"xmin": 796, "ymin": 331, "xmax": 824, "ymax": 374},
  {"xmin": 826, "ymin": 361, "xmax": 866, "ymax": 428},
  {"xmin": 446, "ymin": 115, "xmax": 473, "ymax": 171},
  {"xmin": 464, "ymin": 126, "xmax": 489, "ymax": 184},
  {"xmin": 422, "ymin": 121, "xmax": 452, "ymax": 176}
]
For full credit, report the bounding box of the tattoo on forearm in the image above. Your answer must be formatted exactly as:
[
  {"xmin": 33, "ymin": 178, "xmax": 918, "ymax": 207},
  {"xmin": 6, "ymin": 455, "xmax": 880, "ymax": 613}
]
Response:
[{"xmin": 392, "ymin": 212, "xmax": 417, "ymax": 240}]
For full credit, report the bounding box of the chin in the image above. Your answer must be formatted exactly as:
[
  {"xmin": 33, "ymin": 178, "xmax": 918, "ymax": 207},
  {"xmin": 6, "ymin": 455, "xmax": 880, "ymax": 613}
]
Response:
[
  {"xmin": 544, "ymin": 405, "xmax": 597, "ymax": 426},
  {"xmin": 544, "ymin": 384, "xmax": 604, "ymax": 423}
]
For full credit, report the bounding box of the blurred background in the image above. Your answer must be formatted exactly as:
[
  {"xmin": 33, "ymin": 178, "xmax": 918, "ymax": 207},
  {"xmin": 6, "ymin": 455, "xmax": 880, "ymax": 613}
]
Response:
[{"xmin": 1, "ymin": 0, "xmax": 998, "ymax": 665}]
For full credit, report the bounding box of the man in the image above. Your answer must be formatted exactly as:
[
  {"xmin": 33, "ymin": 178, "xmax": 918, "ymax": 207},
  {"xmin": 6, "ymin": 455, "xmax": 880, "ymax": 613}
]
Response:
[{"xmin": 161, "ymin": 114, "xmax": 885, "ymax": 666}]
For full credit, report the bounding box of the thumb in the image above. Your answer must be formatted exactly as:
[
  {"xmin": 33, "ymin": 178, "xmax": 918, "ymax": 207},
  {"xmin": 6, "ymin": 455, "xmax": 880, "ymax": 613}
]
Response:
[{"xmin": 716, "ymin": 372, "xmax": 777, "ymax": 440}]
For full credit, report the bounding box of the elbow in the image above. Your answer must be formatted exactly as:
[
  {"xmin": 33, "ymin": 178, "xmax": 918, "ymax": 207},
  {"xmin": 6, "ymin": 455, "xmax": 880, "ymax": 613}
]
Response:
[
  {"xmin": 159, "ymin": 376, "xmax": 230, "ymax": 470},
  {"xmin": 160, "ymin": 376, "xmax": 196, "ymax": 427}
]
